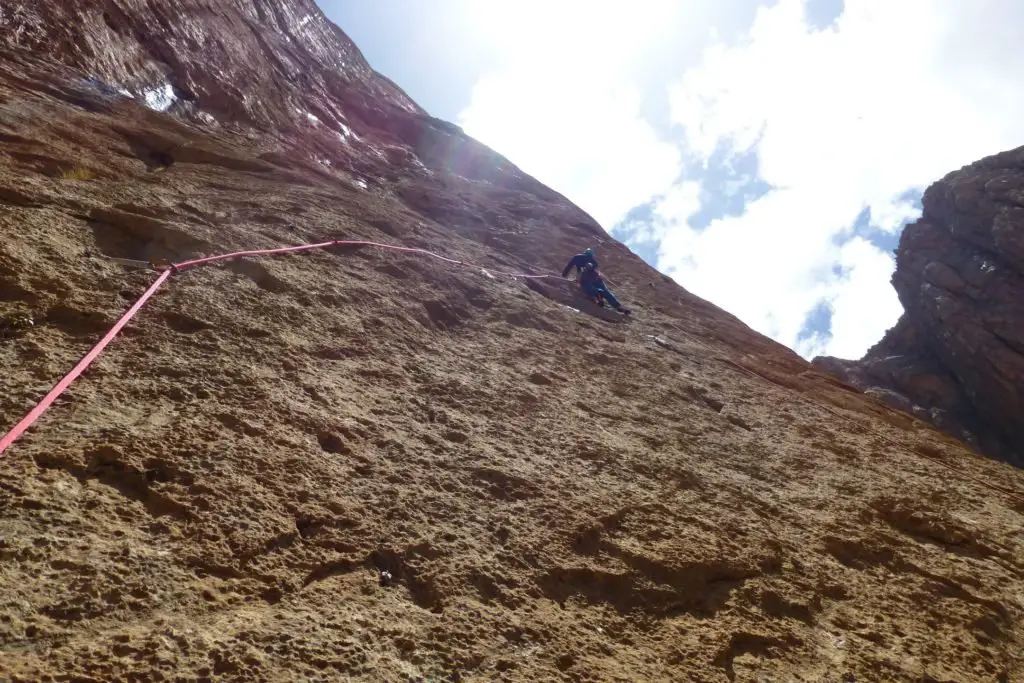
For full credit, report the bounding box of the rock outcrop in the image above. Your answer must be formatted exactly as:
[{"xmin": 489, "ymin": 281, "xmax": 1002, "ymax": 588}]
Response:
[
  {"xmin": 2, "ymin": 2, "xmax": 1023, "ymax": 681},
  {"xmin": 815, "ymin": 148, "xmax": 1024, "ymax": 467}
]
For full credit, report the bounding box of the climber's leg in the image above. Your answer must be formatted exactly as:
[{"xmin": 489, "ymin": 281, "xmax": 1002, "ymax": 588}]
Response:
[
  {"xmin": 593, "ymin": 283, "xmax": 621, "ymax": 310},
  {"xmin": 580, "ymin": 280, "xmax": 601, "ymax": 302}
]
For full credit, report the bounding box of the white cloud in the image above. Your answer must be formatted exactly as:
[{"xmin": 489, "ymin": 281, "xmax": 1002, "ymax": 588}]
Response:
[
  {"xmin": 459, "ymin": 70, "xmax": 680, "ymax": 228},
  {"xmin": 460, "ymin": 0, "xmax": 690, "ymax": 77},
  {"xmin": 655, "ymin": 0, "xmax": 1024, "ymax": 358},
  {"xmin": 826, "ymin": 237, "xmax": 902, "ymax": 358},
  {"xmin": 654, "ymin": 189, "xmax": 902, "ymax": 360},
  {"xmin": 456, "ymin": 1, "xmax": 690, "ymax": 228},
  {"xmin": 656, "ymin": 185, "xmax": 840, "ymax": 347},
  {"xmin": 653, "ymin": 181, "xmax": 702, "ymax": 226},
  {"xmin": 870, "ymin": 198, "xmax": 920, "ymax": 235}
]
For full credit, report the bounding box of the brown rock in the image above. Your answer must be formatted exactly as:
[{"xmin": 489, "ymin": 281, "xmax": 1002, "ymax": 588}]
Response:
[{"xmin": 0, "ymin": 2, "xmax": 1022, "ymax": 682}]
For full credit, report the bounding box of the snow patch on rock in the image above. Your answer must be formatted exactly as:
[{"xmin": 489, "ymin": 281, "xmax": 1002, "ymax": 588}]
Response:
[{"xmin": 142, "ymin": 83, "xmax": 177, "ymax": 112}]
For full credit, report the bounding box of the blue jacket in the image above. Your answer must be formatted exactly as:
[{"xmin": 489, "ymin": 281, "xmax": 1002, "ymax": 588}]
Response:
[{"xmin": 562, "ymin": 252, "xmax": 598, "ymax": 277}]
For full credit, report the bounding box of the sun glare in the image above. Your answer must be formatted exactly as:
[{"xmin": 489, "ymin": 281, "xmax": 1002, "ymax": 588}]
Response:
[{"xmin": 465, "ymin": 0, "xmax": 688, "ymax": 70}]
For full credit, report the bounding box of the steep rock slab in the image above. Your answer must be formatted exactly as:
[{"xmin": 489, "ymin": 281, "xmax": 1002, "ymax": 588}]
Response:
[{"xmin": 1, "ymin": 2, "xmax": 1023, "ymax": 682}]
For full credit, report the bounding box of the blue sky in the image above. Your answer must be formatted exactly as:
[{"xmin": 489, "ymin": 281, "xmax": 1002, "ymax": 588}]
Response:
[{"xmin": 321, "ymin": 0, "xmax": 1024, "ymax": 359}]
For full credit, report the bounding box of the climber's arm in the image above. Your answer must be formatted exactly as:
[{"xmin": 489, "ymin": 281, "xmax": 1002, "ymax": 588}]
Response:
[{"xmin": 562, "ymin": 256, "xmax": 578, "ymax": 278}]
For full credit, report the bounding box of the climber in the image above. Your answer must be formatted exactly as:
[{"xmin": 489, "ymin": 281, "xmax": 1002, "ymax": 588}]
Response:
[
  {"xmin": 562, "ymin": 248, "xmax": 631, "ymax": 315},
  {"xmin": 562, "ymin": 247, "xmax": 598, "ymax": 277}
]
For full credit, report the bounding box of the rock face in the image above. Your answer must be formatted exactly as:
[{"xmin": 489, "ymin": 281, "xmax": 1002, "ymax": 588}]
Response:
[
  {"xmin": 1, "ymin": 0, "xmax": 421, "ymax": 125},
  {"xmin": 1, "ymin": 2, "xmax": 1023, "ymax": 682},
  {"xmin": 815, "ymin": 148, "xmax": 1024, "ymax": 467}
]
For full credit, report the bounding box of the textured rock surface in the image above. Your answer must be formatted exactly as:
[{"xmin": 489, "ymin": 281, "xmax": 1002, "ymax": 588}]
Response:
[
  {"xmin": 815, "ymin": 148, "xmax": 1024, "ymax": 467},
  {"xmin": 1, "ymin": 2, "xmax": 1023, "ymax": 681},
  {"xmin": 0, "ymin": 0, "xmax": 421, "ymax": 126}
]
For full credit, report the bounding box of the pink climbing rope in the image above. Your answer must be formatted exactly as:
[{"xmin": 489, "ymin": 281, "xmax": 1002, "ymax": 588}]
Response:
[
  {"xmin": 174, "ymin": 239, "xmax": 557, "ymax": 279},
  {"xmin": 172, "ymin": 240, "xmax": 339, "ymax": 271},
  {"xmin": 0, "ymin": 239, "xmax": 556, "ymax": 456},
  {"xmin": 0, "ymin": 269, "xmax": 172, "ymax": 456}
]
